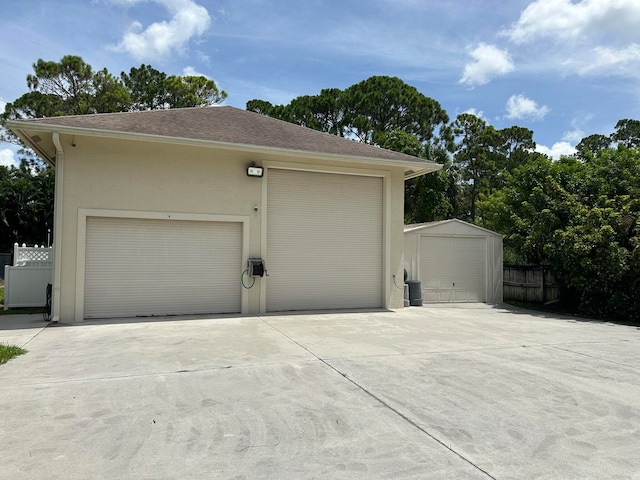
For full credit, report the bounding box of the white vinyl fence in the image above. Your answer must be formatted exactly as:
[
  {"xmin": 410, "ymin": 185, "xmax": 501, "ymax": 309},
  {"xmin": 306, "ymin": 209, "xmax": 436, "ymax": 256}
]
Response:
[
  {"xmin": 3, "ymin": 243, "xmax": 53, "ymax": 310},
  {"xmin": 13, "ymin": 243, "xmax": 53, "ymax": 267}
]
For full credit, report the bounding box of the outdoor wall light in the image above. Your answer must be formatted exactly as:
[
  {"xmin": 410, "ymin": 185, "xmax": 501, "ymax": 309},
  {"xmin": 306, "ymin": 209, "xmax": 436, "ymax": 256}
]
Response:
[{"xmin": 246, "ymin": 162, "xmax": 264, "ymax": 177}]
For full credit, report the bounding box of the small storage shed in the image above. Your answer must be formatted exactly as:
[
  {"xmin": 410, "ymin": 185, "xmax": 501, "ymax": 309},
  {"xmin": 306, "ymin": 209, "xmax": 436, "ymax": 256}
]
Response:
[{"xmin": 404, "ymin": 219, "xmax": 503, "ymax": 304}]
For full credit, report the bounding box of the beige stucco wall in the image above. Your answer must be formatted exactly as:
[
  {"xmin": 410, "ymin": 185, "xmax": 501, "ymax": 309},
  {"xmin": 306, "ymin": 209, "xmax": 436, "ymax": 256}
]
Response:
[{"xmin": 55, "ymin": 133, "xmax": 407, "ymax": 322}]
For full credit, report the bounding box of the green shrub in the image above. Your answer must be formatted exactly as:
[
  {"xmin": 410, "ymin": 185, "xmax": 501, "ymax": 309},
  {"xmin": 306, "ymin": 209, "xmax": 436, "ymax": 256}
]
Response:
[{"xmin": 0, "ymin": 344, "xmax": 27, "ymax": 365}]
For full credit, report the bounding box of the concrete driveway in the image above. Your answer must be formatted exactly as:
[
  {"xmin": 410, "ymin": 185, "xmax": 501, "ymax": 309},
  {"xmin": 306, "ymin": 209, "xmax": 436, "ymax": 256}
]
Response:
[{"xmin": 1, "ymin": 305, "xmax": 639, "ymax": 479}]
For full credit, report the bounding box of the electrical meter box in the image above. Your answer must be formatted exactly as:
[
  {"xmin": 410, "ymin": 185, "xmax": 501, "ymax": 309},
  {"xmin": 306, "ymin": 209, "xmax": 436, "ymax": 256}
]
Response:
[{"xmin": 248, "ymin": 258, "xmax": 265, "ymax": 277}]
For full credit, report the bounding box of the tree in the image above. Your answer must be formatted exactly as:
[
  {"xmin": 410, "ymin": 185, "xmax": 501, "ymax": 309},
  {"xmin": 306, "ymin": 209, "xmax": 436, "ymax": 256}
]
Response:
[
  {"xmin": 497, "ymin": 125, "xmax": 536, "ymax": 172},
  {"xmin": 286, "ymin": 89, "xmax": 346, "ymax": 135},
  {"xmin": 25, "ymin": 55, "xmax": 97, "ymax": 115},
  {"xmin": 2, "ymin": 56, "xmax": 228, "ymax": 143},
  {"xmin": 449, "ymin": 114, "xmax": 537, "ymax": 224},
  {"xmin": 340, "ymin": 76, "xmax": 452, "ymax": 149},
  {"xmin": 1, "ymin": 55, "xmax": 228, "ymax": 251},
  {"xmin": 450, "ymin": 113, "xmax": 501, "ymax": 222},
  {"xmin": 405, "ymin": 162, "xmax": 457, "ymax": 223},
  {"xmin": 121, "ymin": 65, "xmax": 228, "ymax": 110},
  {"xmin": 612, "ymin": 119, "xmax": 640, "ymax": 148},
  {"xmin": 121, "ymin": 64, "xmax": 169, "ymax": 111},
  {"xmin": 247, "ymin": 75, "xmax": 454, "ymax": 221},
  {"xmin": 247, "ymin": 76, "xmax": 453, "ymax": 149},
  {"xmin": 479, "ymin": 142, "xmax": 640, "ymax": 321},
  {"xmin": 165, "ymin": 75, "xmax": 227, "ymax": 108},
  {"xmin": 479, "ymin": 153, "xmax": 585, "ymax": 262},
  {"xmin": 0, "ymin": 162, "xmax": 55, "ymax": 251},
  {"xmin": 576, "ymin": 134, "xmax": 611, "ymax": 159},
  {"xmin": 547, "ymin": 201, "xmax": 638, "ymax": 319},
  {"xmin": 1, "ymin": 56, "xmax": 130, "ymax": 144}
]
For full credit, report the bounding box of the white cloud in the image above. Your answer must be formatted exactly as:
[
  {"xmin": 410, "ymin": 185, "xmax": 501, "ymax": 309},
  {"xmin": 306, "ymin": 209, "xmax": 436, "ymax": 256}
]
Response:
[
  {"xmin": 0, "ymin": 99, "xmax": 6, "ymax": 113},
  {"xmin": 536, "ymin": 128, "xmax": 586, "ymax": 159},
  {"xmin": 182, "ymin": 66, "xmax": 208, "ymax": 77},
  {"xmin": 110, "ymin": 0, "xmax": 211, "ymax": 61},
  {"xmin": 505, "ymin": 94, "xmax": 550, "ymax": 120},
  {"xmin": 459, "ymin": 43, "xmax": 515, "ymax": 86},
  {"xmin": 577, "ymin": 43, "xmax": 640, "ymax": 74},
  {"xmin": 0, "ymin": 148, "xmax": 18, "ymax": 168},
  {"xmin": 536, "ymin": 141, "xmax": 577, "ymax": 159},
  {"xmin": 501, "ymin": 0, "xmax": 640, "ymax": 78},
  {"xmin": 504, "ymin": 0, "xmax": 640, "ymax": 44},
  {"xmin": 196, "ymin": 51, "xmax": 211, "ymax": 65},
  {"xmin": 462, "ymin": 108, "xmax": 486, "ymax": 121},
  {"xmin": 561, "ymin": 129, "xmax": 585, "ymax": 143}
]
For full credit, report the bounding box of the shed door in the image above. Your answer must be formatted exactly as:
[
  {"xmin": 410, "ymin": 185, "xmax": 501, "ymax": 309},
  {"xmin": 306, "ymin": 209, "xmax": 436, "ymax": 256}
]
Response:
[
  {"xmin": 266, "ymin": 169, "xmax": 383, "ymax": 312},
  {"xmin": 419, "ymin": 236, "xmax": 485, "ymax": 303},
  {"xmin": 84, "ymin": 217, "xmax": 242, "ymax": 318}
]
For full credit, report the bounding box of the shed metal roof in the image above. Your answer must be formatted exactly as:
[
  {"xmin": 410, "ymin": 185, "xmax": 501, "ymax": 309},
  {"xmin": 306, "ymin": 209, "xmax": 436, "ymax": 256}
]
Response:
[{"xmin": 404, "ymin": 219, "xmax": 502, "ymax": 236}]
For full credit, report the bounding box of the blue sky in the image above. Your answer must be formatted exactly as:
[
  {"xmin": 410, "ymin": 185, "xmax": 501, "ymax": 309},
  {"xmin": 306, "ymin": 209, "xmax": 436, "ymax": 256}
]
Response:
[{"xmin": 1, "ymin": 0, "xmax": 640, "ymax": 167}]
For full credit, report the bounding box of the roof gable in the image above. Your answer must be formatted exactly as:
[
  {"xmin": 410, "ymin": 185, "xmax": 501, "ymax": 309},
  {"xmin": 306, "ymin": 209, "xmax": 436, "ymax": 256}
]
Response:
[
  {"xmin": 7, "ymin": 106, "xmax": 440, "ymax": 178},
  {"xmin": 404, "ymin": 219, "xmax": 502, "ymax": 237}
]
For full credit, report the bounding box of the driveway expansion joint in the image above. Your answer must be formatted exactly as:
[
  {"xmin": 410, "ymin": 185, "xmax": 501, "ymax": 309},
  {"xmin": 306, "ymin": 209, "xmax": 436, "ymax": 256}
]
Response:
[
  {"xmin": 548, "ymin": 344, "xmax": 638, "ymax": 370},
  {"xmin": 258, "ymin": 316, "xmax": 499, "ymax": 480},
  {"xmin": 17, "ymin": 321, "xmax": 51, "ymax": 349}
]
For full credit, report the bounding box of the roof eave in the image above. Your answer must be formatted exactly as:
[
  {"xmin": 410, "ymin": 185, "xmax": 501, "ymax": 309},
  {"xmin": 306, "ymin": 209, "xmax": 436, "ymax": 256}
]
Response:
[
  {"xmin": 403, "ymin": 163, "xmax": 442, "ymax": 179},
  {"xmin": 7, "ymin": 125, "xmax": 57, "ymax": 167},
  {"xmin": 6, "ymin": 119, "xmax": 442, "ymax": 177}
]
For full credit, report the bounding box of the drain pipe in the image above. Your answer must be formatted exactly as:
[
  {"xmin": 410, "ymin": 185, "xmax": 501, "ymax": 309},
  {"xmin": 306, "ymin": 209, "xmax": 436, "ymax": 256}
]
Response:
[{"xmin": 51, "ymin": 132, "xmax": 65, "ymax": 323}]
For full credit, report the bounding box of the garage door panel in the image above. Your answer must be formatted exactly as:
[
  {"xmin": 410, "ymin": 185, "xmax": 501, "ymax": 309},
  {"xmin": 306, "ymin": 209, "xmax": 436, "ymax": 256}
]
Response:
[
  {"xmin": 467, "ymin": 262, "xmax": 484, "ymax": 275},
  {"xmin": 84, "ymin": 217, "xmax": 242, "ymax": 318},
  {"xmin": 419, "ymin": 235, "xmax": 486, "ymax": 303},
  {"xmin": 267, "ymin": 169, "xmax": 382, "ymax": 312}
]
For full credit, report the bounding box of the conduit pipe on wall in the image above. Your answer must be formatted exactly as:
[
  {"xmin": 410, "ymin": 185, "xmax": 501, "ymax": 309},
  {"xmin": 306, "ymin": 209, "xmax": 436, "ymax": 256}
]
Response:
[{"xmin": 50, "ymin": 132, "xmax": 64, "ymax": 323}]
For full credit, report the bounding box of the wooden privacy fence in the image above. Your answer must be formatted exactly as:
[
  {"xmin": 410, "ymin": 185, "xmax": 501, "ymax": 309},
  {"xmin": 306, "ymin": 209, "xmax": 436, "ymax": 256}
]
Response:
[{"xmin": 503, "ymin": 265, "xmax": 561, "ymax": 305}]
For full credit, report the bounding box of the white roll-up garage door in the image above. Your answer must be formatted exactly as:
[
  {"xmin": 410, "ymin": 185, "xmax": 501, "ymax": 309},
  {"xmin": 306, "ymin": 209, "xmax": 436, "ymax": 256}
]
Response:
[
  {"xmin": 266, "ymin": 169, "xmax": 383, "ymax": 312},
  {"xmin": 84, "ymin": 217, "xmax": 242, "ymax": 318},
  {"xmin": 419, "ymin": 236, "xmax": 485, "ymax": 303}
]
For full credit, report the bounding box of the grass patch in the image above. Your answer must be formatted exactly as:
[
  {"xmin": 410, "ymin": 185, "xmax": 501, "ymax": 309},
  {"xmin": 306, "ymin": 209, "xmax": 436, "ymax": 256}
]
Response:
[
  {"xmin": 0, "ymin": 307, "xmax": 45, "ymax": 316},
  {"xmin": 0, "ymin": 344, "xmax": 27, "ymax": 365},
  {"xmin": 0, "ymin": 285, "xmax": 3, "ymax": 305}
]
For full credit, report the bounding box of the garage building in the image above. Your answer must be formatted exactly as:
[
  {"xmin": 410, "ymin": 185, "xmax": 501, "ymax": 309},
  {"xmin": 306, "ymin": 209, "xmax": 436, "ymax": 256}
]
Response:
[
  {"xmin": 8, "ymin": 106, "xmax": 440, "ymax": 322},
  {"xmin": 404, "ymin": 219, "xmax": 503, "ymax": 304}
]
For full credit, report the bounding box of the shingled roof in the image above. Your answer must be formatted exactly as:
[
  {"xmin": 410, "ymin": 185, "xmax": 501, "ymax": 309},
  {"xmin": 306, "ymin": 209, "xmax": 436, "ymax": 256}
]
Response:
[{"xmin": 7, "ymin": 106, "xmax": 440, "ymax": 178}]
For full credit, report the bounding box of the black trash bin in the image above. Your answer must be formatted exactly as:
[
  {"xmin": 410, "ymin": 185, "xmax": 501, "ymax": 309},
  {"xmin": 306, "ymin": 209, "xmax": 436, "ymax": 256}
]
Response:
[{"xmin": 405, "ymin": 280, "xmax": 423, "ymax": 306}]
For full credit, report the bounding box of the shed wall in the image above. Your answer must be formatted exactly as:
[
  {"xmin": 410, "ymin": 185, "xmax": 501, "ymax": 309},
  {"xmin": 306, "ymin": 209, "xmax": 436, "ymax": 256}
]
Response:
[{"xmin": 404, "ymin": 221, "xmax": 503, "ymax": 304}]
